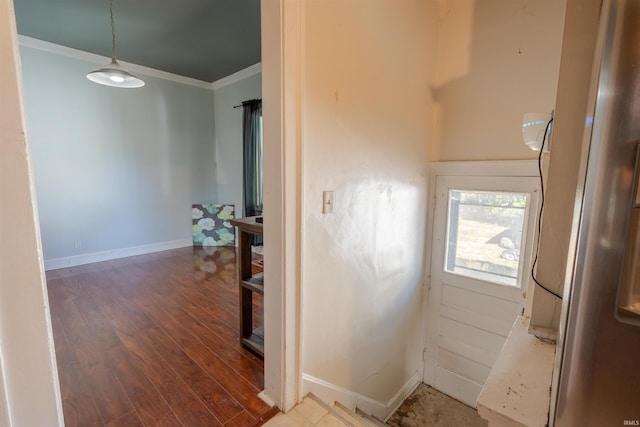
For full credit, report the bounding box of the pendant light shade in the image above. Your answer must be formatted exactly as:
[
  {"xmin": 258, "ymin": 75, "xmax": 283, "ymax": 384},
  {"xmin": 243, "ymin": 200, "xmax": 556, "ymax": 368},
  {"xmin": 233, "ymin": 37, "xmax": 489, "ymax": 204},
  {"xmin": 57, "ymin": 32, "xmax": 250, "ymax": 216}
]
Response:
[
  {"xmin": 87, "ymin": 59, "xmax": 145, "ymax": 88},
  {"xmin": 87, "ymin": 0, "xmax": 144, "ymax": 88}
]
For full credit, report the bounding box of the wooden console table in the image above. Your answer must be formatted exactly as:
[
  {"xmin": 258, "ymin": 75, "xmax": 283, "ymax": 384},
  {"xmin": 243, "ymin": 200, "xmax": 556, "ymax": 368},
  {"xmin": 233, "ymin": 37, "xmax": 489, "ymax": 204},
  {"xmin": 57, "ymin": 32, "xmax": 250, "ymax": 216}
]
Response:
[{"xmin": 230, "ymin": 216, "xmax": 264, "ymax": 357}]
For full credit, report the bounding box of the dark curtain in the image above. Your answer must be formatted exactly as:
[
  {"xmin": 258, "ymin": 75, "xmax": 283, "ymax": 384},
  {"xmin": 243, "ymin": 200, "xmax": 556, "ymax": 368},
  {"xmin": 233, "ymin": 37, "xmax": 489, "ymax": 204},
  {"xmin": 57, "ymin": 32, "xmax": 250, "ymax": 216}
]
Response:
[{"xmin": 242, "ymin": 99, "xmax": 263, "ymax": 243}]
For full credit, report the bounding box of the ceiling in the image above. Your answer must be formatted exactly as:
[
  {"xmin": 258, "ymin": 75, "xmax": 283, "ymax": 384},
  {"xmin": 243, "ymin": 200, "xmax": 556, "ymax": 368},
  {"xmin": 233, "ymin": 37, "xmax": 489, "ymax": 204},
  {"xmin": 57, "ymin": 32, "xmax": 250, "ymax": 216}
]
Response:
[{"xmin": 13, "ymin": 0, "xmax": 262, "ymax": 83}]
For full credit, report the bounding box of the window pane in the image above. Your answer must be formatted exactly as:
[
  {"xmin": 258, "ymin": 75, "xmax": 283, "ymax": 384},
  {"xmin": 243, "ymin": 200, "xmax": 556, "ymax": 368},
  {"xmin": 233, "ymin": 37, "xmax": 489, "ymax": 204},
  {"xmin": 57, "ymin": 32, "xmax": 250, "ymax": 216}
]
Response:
[{"xmin": 445, "ymin": 190, "xmax": 528, "ymax": 287}]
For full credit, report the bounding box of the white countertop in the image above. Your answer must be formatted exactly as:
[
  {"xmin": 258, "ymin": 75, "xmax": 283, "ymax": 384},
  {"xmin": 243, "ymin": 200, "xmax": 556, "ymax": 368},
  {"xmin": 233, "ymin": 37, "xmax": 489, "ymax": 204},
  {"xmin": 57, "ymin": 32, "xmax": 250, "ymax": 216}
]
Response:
[{"xmin": 477, "ymin": 316, "xmax": 557, "ymax": 427}]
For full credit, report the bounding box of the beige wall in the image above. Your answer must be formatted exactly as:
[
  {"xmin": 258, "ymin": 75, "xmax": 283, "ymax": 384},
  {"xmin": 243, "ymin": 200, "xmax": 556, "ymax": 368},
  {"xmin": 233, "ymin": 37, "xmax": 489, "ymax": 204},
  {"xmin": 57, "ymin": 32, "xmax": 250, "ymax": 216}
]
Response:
[
  {"xmin": 0, "ymin": 0, "xmax": 63, "ymax": 424},
  {"xmin": 433, "ymin": 0, "xmax": 566, "ymax": 161},
  {"xmin": 300, "ymin": 0, "xmax": 438, "ymax": 415}
]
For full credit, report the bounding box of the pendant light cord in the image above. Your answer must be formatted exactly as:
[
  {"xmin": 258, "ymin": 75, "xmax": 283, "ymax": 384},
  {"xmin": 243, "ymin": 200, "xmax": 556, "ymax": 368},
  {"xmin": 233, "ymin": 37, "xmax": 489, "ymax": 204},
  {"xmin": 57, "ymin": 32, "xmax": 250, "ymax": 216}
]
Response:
[
  {"xmin": 109, "ymin": 0, "xmax": 117, "ymax": 61},
  {"xmin": 86, "ymin": 0, "xmax": 145, "ymax": 88}
]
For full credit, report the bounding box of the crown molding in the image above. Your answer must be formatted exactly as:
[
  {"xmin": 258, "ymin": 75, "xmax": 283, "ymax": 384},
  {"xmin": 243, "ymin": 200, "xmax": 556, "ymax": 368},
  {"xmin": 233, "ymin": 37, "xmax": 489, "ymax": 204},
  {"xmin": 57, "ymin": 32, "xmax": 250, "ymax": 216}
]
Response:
[
  {"xmin": 210, "ymin": 62, "xmax": 262, "ymax": 90},
  {"xmin": 18, "ymin": 35, "xmax": 213, "ymax": 90}
]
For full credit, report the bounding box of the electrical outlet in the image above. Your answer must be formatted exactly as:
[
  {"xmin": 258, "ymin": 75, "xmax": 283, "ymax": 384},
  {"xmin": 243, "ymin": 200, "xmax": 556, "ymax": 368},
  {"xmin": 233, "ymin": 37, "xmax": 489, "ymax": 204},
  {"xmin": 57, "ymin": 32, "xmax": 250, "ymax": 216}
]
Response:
[{"xmin": 74, "ymin": 239, "xmax": 82, "ymax": 249}]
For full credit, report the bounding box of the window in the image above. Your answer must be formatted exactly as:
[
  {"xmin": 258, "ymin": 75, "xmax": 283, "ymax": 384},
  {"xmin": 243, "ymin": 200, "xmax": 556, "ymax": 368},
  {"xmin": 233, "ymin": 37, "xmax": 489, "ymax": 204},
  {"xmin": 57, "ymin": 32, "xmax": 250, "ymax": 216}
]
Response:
[
  {"xmin": 242, "ymin": 99, "xmax": 263, "ymax": 217},
  {"xmin": 445, "ymin": 190, "xmax": 529, "ymax": 287}
]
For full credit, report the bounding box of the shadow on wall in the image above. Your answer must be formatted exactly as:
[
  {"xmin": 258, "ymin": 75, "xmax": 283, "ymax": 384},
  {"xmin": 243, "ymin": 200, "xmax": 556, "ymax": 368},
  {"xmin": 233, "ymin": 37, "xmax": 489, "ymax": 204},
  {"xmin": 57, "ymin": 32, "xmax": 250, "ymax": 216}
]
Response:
[{"xmin": 430, "ymin": 0, "xmax": 565, "ymax": 162}]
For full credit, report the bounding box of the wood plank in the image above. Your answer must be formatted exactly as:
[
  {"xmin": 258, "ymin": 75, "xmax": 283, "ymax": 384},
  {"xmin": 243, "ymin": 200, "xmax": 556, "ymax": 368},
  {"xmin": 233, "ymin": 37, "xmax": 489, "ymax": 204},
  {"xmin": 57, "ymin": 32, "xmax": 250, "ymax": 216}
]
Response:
[
  {"xmin": 441, "ymin": 283, "xmax": 521, "ymax": 322},
  {"xmin": 438, "ymin": 336, "xmax": 498, "ymax": 368},
  {"xmin": 439, "ymin": 317, "xmax": 506, "ymax": 354},
  {"xmin": 47, "ymin": 246, "xmax": 266, "ymax": 427},
  {"xmin": 102, "ymin": 296, "xmax": 156, "ymax": 336},
  {"xmin": 72, "ymin": 295, "xmax": 122, "ymax": 351},
  {"xmin": 185, "ymin": 342, "xmax": 270, "ymax": 417},
  {"xmin": 437, "ymin": 348, "xmax": 491, "ymax": 385},
  {"xmin": 152, "ymin": 289, "xmax": 239, "ymax": 344},
  {"xmin": 115, "ymin": 329, "xmax": 223, "ymax": 426},
  {"xmin": 441, "ymin": 274, "xmax": 522, "ymax": 303},
  {"xmin": 54, "ymin": 295, "xmax": 91, "ymax": 348},
  {"xmin": 62, "ymin": 395, "xmax": 103, "ymax": 427},
  {"xmin": 224, "ymin": 410, "xmax": 256, "ymax": 426},
  {"xmin": 135, "ymin": 297, "xmax": 201, "ymax": 349},
  {"xmin": 106, "ymin": 346, "xmax": 182, "ymax": 427},
  {"xmin": 57, "ymin": 362, "xmax": 89, "ymax": 401},
  {"xmin": 48, "ymin": 309, "xmax": 78, "ymax": 368},
  {"xmin": 147, "ymin": 297, "xmax": 264, "ymax": 386},
  {"xmin": 439, "ymin": 305, "xmax": 514, "ymax": 337},
  {"xmin": 74, "ymin": 342, "xmax": 133, "ymax": 423},
  {"xmin": 104, "ymin": 412, "xmax": 144, "ymax": 427},
  {"xmin": 59, "ymin": 364, "xmax": 103, "ymax": 426},
  {"xmin": 148, "ymin": 285, "xmax": 263, "ymax": 369},
  {"xmin": 145, "ymin": 326, "xmax": 245, "ymax": 423},
  {"xmin": 175, "ymin": 282, "xmax": 240, "ymax": 330},
  {"xmin": 434, "ymin": 366, "xmax": 483, "ymax": 408}
]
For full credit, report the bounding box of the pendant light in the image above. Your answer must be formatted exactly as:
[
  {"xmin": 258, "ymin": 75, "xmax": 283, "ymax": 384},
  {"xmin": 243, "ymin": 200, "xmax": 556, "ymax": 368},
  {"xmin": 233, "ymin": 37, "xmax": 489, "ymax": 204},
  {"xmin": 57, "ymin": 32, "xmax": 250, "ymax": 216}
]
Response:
[{"xmin": 87, "ymin": 0, "xmax": 144, "ymax": 88}]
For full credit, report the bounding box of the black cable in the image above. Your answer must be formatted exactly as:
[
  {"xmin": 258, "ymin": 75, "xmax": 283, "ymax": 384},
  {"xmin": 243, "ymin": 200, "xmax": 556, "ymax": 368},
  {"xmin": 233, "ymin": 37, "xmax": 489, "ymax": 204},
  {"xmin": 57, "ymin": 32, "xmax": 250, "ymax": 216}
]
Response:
[{"xmin": 530, "ymin": 116, "xmax": 563, "ymax": 300}]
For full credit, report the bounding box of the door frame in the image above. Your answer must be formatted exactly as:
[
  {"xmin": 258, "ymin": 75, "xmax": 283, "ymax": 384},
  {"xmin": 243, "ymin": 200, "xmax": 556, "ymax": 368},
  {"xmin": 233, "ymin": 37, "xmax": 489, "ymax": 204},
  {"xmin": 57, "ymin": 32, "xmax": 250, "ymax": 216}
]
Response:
[
  {"xmin": 261, "ymin": 0, "xmax": 303, "ymax": 412},
  {"xmin": 1, "ymin": 0, "xmax": 303, "ymax": 419},
  {"xmin": 421, "ymin": 160, "xmax": 541, "ymax": 386},
  {"xmin": 1, "ymin": 0, "xmax": 65, "ymax": 423}
]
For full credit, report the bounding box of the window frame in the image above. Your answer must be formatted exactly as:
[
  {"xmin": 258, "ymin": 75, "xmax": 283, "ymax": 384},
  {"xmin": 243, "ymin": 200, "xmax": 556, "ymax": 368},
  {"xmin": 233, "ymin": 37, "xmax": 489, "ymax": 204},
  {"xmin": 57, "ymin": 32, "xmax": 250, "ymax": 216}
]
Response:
[{"xmin": 444, "ymin": 188, "xmax": 532, "ymax": 289}]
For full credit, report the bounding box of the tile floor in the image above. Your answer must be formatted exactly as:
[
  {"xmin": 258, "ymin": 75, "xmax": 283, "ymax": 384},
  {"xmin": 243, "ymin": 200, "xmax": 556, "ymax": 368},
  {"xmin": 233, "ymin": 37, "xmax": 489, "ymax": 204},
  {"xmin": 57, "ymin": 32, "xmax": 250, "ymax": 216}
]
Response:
[
  {"xmin": 264, "ymin": 398, "xmax": 344, "ymax": 426},
  {"xmin": 264, "ymin": 383, "xmax": 487, "ymax": 426}
]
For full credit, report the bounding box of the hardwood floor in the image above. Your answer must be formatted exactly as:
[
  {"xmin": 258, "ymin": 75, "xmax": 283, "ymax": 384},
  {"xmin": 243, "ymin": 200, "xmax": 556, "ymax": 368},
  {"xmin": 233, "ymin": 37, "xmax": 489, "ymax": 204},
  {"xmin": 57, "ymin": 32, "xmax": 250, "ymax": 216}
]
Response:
[{"xmin": 46, "ymin": 246, "xmax": 276, "ymax": 426}]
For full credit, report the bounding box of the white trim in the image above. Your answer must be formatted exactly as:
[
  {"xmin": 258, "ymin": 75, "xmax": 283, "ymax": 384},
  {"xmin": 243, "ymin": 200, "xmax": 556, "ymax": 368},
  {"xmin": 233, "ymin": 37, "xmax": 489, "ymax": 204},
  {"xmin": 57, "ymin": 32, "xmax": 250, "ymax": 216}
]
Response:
[
  {"xmin": 302, "ymin": 372, "xmax": 420, "ymax": 421},
  {"xmin": 18, "ymin": 35, "xmax": 213, "ymax": 89},
  {"xmin": 431, "ymin": 160, "xmax": 540, "ymax": 177},
  {"xmin": 258, "ymin": 391, "xmax": 276, "ymax": 407},
  {"xmin": 210, "ymin": 63, "xmax": 262, "ymax": 90},
  {"xmin": 260, "ymin": 0, "xmax": 303, "ymax": 412},
  {"xmin": 44, "ymin": 238, "xmax": 192, "ymax": 271}
]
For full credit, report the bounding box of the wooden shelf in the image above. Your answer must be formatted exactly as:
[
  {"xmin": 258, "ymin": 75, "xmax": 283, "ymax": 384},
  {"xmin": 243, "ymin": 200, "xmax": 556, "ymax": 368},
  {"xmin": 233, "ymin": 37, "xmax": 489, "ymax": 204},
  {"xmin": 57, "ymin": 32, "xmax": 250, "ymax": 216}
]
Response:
[
  {"xmin": 242, "ymin": 272, "xmax": 264, "ymax": 294},
  {"xmin": 230, "ymin": 216, "xmax": 263, "ymax": 235},
  {"xmin": 232, "ymin": 217, "xmax": 265, "ymax": 358}
]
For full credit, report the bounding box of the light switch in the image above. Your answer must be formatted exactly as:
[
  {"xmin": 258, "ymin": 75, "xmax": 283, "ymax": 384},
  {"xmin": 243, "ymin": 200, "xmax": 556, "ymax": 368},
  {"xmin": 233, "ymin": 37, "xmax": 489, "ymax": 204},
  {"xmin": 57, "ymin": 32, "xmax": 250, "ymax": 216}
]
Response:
[{"xmin": 323, "ymin": 191, "xmax": 334, "ymax": 214}]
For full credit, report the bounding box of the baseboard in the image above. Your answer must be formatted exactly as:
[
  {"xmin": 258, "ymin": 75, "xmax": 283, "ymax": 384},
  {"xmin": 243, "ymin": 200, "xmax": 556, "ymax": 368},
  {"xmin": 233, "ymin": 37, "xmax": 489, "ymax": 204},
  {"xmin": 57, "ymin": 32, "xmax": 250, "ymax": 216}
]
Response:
[
  {"xmin": 383, "ymin": 374, "xmax": 422, "ymax": 421},
  {"xmin": 44, "ymin": 238, "xmax": 193, "ymax": 271},
  {"xmin": 258, "ymin": 390, "xmax": 276, "ymax": 408},
  {"xmin": 301, "ymin": 371, "xmax": 420, "ymax": 420}
]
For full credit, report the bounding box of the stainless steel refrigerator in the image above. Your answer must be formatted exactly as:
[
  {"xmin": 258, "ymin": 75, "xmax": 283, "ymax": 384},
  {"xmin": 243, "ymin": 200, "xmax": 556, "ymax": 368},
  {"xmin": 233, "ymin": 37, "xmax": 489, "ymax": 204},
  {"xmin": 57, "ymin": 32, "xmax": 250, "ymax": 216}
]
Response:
[{"xmin": 553, "ymin": 0, "xmax": 640, "ymax": 425}]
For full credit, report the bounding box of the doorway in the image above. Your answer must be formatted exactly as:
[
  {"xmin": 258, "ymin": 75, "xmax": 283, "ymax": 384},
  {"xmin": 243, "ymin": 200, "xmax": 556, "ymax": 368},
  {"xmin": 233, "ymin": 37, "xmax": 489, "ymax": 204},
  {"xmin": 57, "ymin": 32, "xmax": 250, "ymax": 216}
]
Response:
[
  {"xmin": 423, "ymin": 162, "xmax": 540, "ymax": 406},
  {"xmin": 2, "ymin": 0, "xmax": 298, "ymax": 421}
]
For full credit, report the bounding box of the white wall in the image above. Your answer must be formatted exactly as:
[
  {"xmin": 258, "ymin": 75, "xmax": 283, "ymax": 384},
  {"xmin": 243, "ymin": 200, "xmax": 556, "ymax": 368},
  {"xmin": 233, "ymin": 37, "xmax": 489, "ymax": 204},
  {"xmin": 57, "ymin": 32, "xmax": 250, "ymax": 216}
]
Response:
[
  {"xmin": 300, "ymin": 0, "xmax": 438, "ymax": 417},
  {"xmin": 0, "ymin": 0, "xmax": 64, "ymax": 424},
  {"xmin": 19, "ymin": 44, "xmax": 216, "ymax": 266},
  {"xmin": 212, "ymin": 73, "xmax": 262, "ymax": 216},
  {"xmin": 433, "ymin": 0, "xmax": 566, "ymax": 161}
]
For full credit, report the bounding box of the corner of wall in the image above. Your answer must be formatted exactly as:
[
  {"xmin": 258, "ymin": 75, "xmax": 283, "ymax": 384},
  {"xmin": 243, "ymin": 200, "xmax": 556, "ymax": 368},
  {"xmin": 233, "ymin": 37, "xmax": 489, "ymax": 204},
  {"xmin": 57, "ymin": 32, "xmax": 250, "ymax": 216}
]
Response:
[{"xmin": 302, "ymin": 372, "xmax": 421, "ymax": 420}]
